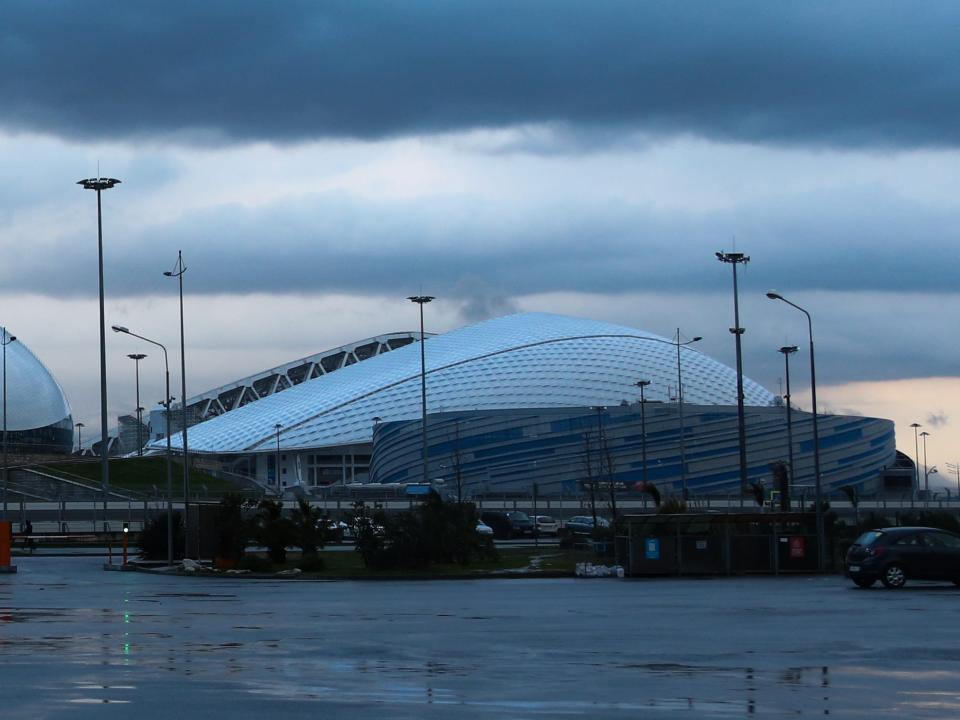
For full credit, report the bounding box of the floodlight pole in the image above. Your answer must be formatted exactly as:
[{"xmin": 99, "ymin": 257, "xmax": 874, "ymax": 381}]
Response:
[
  {"xmin": 113, "ymin": 325, "xmax": 173, "ymax": 565},
  {"xmin": 635, "ymin": 380, "xmax": 651, "ymax": 486},
  {"xmin": 920, "ymin": 431, "xmax": 931, "ymax": 502},
  {"xmin": 127, "ymin": 353, "xmax": 147, "ymax": 456},
  {"xmin": 408, "ymin": 295, "xmax": 434, "ymax": 486},
  {"xmin": 767, "ymin": 291, "xmax": 824, "ymax": 571},
  {"xmin": 910, "ymin": 422, "xmax": 921, "ymax": 507},
  {"xmin": 779, "ymin": 345, "xmax": 799, "ymax": 487},
  {"xmin": 674, "ymin": 331, "xmax": 702, "ymax": 499},
  {"xmin": 165, "ymin": 251, "xmax": 190, "ymax": 543},
  {"xmin": 78, "ymin": 177, "xmax": 120, "ymax": 531},
  {"xmin": 717, "ymin": 251, "xmax": 750, "ymax": 496},
  {"xmin": 274, "ymin": 423, "xmax": 283, "ymax": 493},
  {"xmin": 2, "ymin": 329, "xmax": 16, "ymax": 521}
]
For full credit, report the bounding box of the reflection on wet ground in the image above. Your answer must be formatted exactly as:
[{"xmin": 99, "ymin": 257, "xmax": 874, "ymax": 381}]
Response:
[{"xmin": 2, "ymin": 558, "xmax": 960, "ymax": 718}]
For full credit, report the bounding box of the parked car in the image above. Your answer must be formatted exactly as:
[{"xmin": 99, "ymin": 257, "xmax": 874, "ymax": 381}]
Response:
[
  {"xmin": 475, "ymin": 520, "xmax": 494, "ymax": 537},
  {"xmin": 480, "ymin": 511, "xmax": 535, "ymax": 539},
  {"xmin": 564, "ymin": 515, "xmax": 610, "ymax": 536},
  {"xmin": 534, "ymin": 515, "xmax": 559, "ymax": 536},
  {"xmin": 845, "ymin": 526, "xmax": 960, "ymax": 588}
]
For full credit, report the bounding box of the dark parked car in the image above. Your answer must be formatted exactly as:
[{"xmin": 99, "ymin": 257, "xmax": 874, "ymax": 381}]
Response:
[
  {"xmin": 563, "ymin": 515, "xmax": 610, "ymax": 536},
  {"xmin": 480, "ymin": 511, "xmax": 535, "ymax": 539},
  {"xmin": 845, "ymin": 526, "xmax": 960, "ymax": 588}
]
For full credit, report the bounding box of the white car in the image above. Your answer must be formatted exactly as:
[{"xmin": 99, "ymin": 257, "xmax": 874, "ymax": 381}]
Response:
[
  {"xmin": 534, "ymin": 515, "xmax": 559, "ymax": 536},
  {"xmin": 475, "ymin": 521, "xmax": 494, "ymax": 537}
]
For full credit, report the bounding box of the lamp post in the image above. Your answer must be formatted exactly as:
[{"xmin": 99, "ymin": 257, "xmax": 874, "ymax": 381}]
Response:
[
  {"xmin": 674, "ymin": 330, "xmax": 702, "ymax": 499},
  {"xmin": 78, "ymin": 176, "xmax": 120, "ymax": 531},
  {"xmin": 113, "ymin": 325, "xmax": 173, "ymax": 566},
  {"xmin": 767, "ymin": 291, "xmax": 824, "ymax": 571},
  {"xmin": 274, "ymin": 423, "xmax": 283, "ymax": 492},
  {"xmin": 634, "ymin": 380, "xmax": 651, "ymax": 486},
  {"xmin": 717, "ymin": 251, "xmax": 750, "ymax": 496},
  {"xmin": 164, "ymin": 251, "xmax": 190, "ymax": 506},
  {"xmin": 2, "ymin": 329, "xmax": 16, "ymax": 521},
  {"xmin": 910, "ymin": 422, "xmax": 922, "ymax": 505},
  {"xmin": 407, "ymin": 295, "xmax": 434, "ymax": 486},
  {"xmin": 75, "ymin": 422, "xmax": 84, "ymax": 455},
  {"xmin": 920, "ymin": 430, "xmax": 932, "ymax": 502},
  {"xmin": 127, "ymin": 353, "xmax": 147, "ymax": 456},
  {"xmin": 778, "ymin": 345, "xmax": 799, "ymax": 486}
]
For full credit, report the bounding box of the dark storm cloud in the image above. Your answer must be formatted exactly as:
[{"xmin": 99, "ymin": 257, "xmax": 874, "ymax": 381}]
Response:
[
  {"xmin": 17, "ymin": 184, "xmax": 959, "ymax": 300},
  {"xmin": 3, "ymin": 1, "xmax": 960, "ymax": 148}
]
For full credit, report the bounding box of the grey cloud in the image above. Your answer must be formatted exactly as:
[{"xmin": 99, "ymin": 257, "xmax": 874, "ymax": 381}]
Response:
[
  {"xmin": 927, "ymin": 411, "xmax": 949, "ymax": 428},
  {"xmin": 3, "ymin": 2, "xmax": 960, "ymax": 148},
  {"xmin": 16, "ymin": 184, "xmax": 960, "ymax": 301}
]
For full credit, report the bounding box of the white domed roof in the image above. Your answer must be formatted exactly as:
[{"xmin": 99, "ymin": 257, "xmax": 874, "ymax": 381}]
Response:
[
  {"xmin": 172, "ymin": 312, "xmax": 775, "ymax": 454},
  {"xmin": 0, "ymin": 332, "xmax": 72, "ymax": 430}
]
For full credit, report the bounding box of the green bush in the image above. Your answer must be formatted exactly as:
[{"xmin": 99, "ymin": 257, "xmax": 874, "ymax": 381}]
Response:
[
  {"xmin": 138, "ymin": 511, "xmax": 185, "ymax": 561},
  {"xmin": 251, "ymin": 499, "xmax": 297, "ymax": 565},
  {"xmin": 352, "ymin": 492, "xmax": 497, "ymax": 570},
  {"xmin": 297, "ymin": 554, "xmax": 326, "ymax": 572},
  {"xmin": 214, "ymin": 494, "xmax": 248, "ymax": 563},
  {"xmin": 238, "ymin": 555, "xmax": 274, "ymax": 573}
]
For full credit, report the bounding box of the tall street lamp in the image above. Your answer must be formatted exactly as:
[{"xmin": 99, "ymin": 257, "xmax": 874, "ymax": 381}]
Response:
[
  {"xmin": 78, "ymin": 176, "xmax": 120, "ymax": 530},
  {"xmin": 2, "ymin": 328, "xmax": 16, "ymax": 521},
  {"xmin": 910, "ymin": 422, "xmax": 922, "ymax": 505},
  {"xmin": 75, "ymin": 422, "xmax": 84, "ymax": 455},
  {"xmin": 674, "ymin": 330, "xmax": 702, "ymax": 499},
  {"xmin": 634, "ymin": 380, "xmax": 651, "ymax": 486},
  {"xmin": 920, "ymin": 430, "xmax": 932, "ymax": 501},
  {"xmin": 767, "ymin": 291, "xmax": 824, "ymax": 571},
  {"xmin": 778, "ymin": 345, "xmax": 799, "ymax": 487},
  {"xmin": 113, "ymin": 325, "xmax": 174, "ymax": 566},
  {"xmin": 407, "ymin": 295, "xmax": 434, "ymax": 486},
  {"xmin": 127, "ymin": 353, "xmax": 147, "ymax": 456},
  {"xmin": 274, "ymin": 423, "xmax": 283, "ymax": 492},
  {"xmin": 717, "ymin": 251, "xmax": 750, "ymax": 496},
  {"xmin": 164, "ymin": 251, "xmax": 191, "ymax": 549}
]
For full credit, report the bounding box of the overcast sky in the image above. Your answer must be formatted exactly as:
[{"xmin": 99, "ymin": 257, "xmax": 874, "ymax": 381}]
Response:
[{"xmin": 2, "ymin": 2, "xmax": 958, "ymax": 486}]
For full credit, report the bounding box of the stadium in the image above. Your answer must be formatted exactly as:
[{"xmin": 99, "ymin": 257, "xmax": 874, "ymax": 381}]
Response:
[
  {"xmin": 158, "ymin": 313, "xmax": 903, "ymax": 498},
  {"xmin": 0, "ymin": 330, "xmax": 73, "ymax": 455}
]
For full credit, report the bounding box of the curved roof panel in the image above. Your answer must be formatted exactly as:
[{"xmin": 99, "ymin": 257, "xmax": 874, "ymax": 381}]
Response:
[
  {"xmin": 0, "ymin": 331, "xmax": 72, "ymax": 430},
  {"xmin": 169, "ymin": 313, "xmax": 775, "ymax": 454}
]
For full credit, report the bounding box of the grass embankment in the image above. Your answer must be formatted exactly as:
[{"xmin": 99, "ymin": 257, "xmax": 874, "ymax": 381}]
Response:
[
  {"xmin": 37, "ymin": 457, "xmax": 248, "ymax": 498},
  {"xmin": 236, "ymin": 546, "xmax": 597, "ymax": 579}
]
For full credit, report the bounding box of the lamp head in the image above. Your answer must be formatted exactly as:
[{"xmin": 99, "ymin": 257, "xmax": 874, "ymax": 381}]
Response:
[
  {"xmin": 635, "ymin": 380, "xmax": 651, "ymax": 387},
  {"xmin": 779, "ymin": 345, "xmax": 798, "ymax": 355},
  {"xmin": 766, "ymin": 290, "xmax": 783, "ymax": 300},
  {"xmin": 77, "ymin": 177, "xmax": 121, "ymax": 191},
  {"xmin": 920, "ymin": 431, "xmax": 931, "ymax": 437},
  {"xmin": 163, "ymin": 271, "xmax": 173, "ymax": 277},
  {"xmin": 112, "ymin": 325, "xmax": 129, "ymax": 334},
  {"xmin": 407, "ymin": 295, "xmax": 435, "ymax": 304},
  {"xmin": 127, "ymin": 353, "xmax": 147, "ymax": 360},
  {"xmin": 692, "ymin": 336, "xmax": 703, "ymax": 343},
  {"xmin": 910, "ymin": 422, "xmax": 922, "ymax": 428}
]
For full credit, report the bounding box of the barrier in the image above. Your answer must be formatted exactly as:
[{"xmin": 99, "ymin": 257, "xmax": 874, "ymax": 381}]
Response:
[{"xmin": 0, "ymin": 520, "xmax": 16, "ymax": 573}]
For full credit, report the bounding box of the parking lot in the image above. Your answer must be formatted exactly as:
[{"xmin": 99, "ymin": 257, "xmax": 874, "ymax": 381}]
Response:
[{"xmin": 1, "ymin": 556, "xmax": 959, "ymax": 718}]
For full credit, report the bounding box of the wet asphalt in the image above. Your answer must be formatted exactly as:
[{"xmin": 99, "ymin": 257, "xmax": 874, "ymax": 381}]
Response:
[{"xmin": 1, "ymin": 556, "xmax": 959, "ymax": 718}]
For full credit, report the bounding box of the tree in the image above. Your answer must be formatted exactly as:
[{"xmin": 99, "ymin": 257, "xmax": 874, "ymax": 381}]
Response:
[
  {"xmin": 290, "ymin": 497, "xmax": 327, "ymax": 557},
  {"xmin": 214, "ymin": 493, "xmax": 248, "ymax": 564},
  {"xmin": 251, "ymin": 498, "xmax": 297, "ymax": 565}
]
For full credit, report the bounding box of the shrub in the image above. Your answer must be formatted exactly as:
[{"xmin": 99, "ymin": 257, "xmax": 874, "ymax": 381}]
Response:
[
  {"xmin": 214, "ymin": 494, "xmax": 248, "ymax": 563},
  {"xmin": 297, "ymin": 554, "xmax": 326, "ymax": 572},
  {"xmin": 238, "ymin": 555, "xmax": 274, "ymax": 573},
  {"xmin": 290, "ymin": 497, "xmax": 327, "ymax": 557},
  {"xmin": 250, "ymin": 499, "xmax": 297, "ymax": 565},
  {"xmin": 138, "ymin": 511, "xmax": 185, "ymax": 561}
]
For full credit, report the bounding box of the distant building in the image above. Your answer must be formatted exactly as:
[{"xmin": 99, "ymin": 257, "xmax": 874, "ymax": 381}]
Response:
[
  {"xmin": 150, "ymin": 312, "xmax": 903, "ymax": 497},
  {"xmin": 0, "ymin": 330, "xmax": 73, "ymax": 455}
]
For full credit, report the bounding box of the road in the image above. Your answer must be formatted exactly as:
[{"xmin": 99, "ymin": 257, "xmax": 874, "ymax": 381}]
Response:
[{"xmin": 1, "ymin": 557, "xmax": 959, "ymax": 718}]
